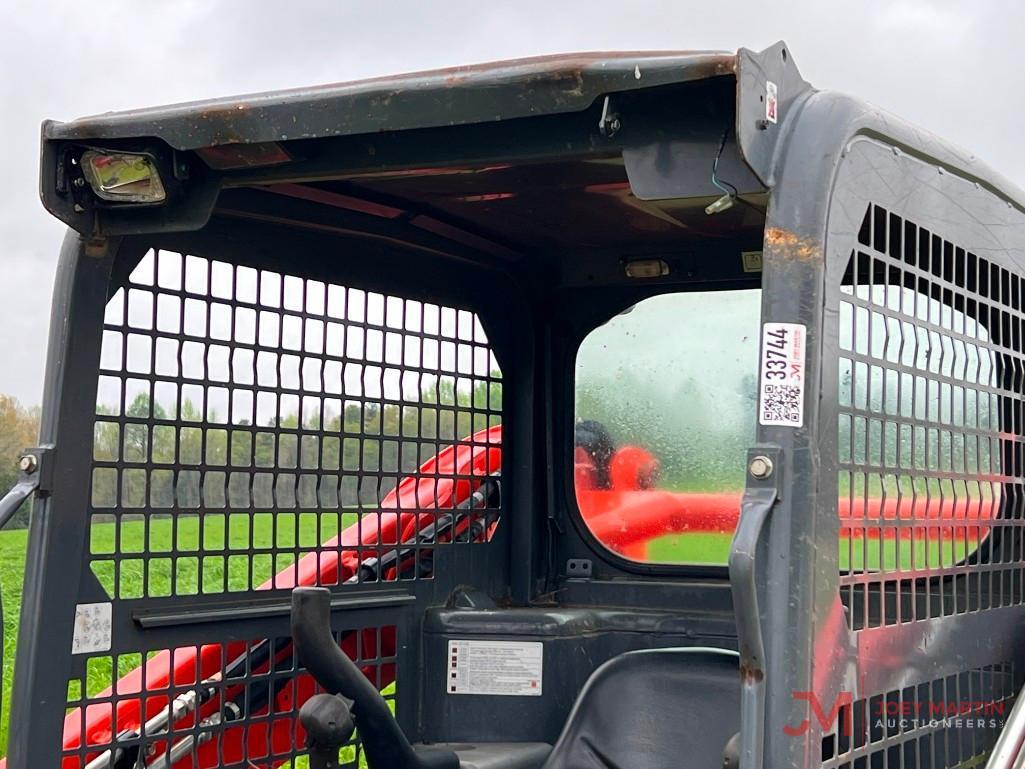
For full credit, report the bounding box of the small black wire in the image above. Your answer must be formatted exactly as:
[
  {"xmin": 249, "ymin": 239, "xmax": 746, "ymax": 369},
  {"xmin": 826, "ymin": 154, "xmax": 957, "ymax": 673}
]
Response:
[{"xmin": 711, "ymin": 128, "xmax": 739, "ymax": 199}]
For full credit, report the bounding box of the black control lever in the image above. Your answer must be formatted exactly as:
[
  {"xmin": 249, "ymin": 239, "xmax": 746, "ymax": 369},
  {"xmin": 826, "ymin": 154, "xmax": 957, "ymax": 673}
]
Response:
[
  {"xmin": 291, "ymin": 587, "xmax": 459, "ymax": 769},
  {"xmin": 300, "ymin": 693, "xmax": 356, "ymax": 769}
]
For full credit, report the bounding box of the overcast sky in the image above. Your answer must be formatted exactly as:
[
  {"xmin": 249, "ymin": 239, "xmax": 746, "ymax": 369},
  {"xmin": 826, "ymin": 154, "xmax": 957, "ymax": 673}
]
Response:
[{"xmin": 1, "ymin": 0, "xmax": 1021, "ymax": 405}]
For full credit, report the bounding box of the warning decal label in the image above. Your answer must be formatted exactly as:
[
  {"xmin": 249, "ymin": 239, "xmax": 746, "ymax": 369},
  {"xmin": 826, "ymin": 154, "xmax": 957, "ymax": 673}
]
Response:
[
  {"xmin": 71, "ymin": 602, "xmax": 112, "ymax": 655},
  {"xmin": 766, "ymin": 80, "xmax": 779, "ymax": 124},
  {"xmin": 447, "ymin": 640, "xmax": 543, "ymax": 696}
]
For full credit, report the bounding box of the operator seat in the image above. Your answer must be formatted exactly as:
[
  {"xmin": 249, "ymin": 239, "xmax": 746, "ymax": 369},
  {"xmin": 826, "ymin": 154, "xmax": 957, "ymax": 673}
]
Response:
[{"xmin": 541, "ymin": 647, "xmax": 741, "ymax": 769}]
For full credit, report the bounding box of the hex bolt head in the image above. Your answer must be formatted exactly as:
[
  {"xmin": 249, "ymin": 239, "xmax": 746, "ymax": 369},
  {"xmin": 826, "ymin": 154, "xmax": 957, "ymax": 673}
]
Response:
[
  {"xmin": 19, "ymin": 454, "xmax": 38, "ymax": 474},
  {"xmin": 748, "ymin": 455, "xmax": 774, "ymax": 480}
]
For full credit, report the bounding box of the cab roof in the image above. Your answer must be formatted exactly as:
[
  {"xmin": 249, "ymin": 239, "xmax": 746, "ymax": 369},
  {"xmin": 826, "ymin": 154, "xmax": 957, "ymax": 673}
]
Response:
[{"xmin": 44, "ymin": 51, "xmax": 737, "ymax": 150}]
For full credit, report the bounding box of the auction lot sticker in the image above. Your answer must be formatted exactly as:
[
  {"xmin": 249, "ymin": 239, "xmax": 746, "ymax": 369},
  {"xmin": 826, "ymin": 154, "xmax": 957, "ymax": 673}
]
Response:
[{"xmin": 758, "ymin": 322, "xmax": 806, "ymax": 427}]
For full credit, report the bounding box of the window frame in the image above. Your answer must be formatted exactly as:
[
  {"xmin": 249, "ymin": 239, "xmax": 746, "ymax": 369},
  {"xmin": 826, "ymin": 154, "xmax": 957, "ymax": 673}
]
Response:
[{"xmin": 561, "ymin": 279, "xmax": 763, "ymax": 579}]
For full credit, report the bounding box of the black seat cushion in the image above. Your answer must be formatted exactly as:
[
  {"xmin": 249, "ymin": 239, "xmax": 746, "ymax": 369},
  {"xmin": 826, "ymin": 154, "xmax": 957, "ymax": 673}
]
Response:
[{"xmin": 542, "ymin": 648, "xmax": 740, "ymax": 769}]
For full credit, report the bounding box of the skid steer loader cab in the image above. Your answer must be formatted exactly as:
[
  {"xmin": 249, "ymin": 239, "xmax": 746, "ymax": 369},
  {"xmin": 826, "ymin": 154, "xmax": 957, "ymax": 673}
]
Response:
[{"xmin": 4, "ymin": 41, "xmax": 1025, "ymax": 769}]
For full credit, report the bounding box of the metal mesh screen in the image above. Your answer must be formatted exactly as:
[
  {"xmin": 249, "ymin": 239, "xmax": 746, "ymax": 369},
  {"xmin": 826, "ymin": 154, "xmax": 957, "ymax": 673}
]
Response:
[
  {"xmin": 837, "ymin": 204, "xmax": 1022, "ymax": 632},
  {"xmin": 827, "ymin": 202, "xmax": 1025, "ymax": 768},
  {"xmin": 64, "ymin": 625, "xmax": 396, "ymax": 768},
  {"xmin": 65, "ymin": 247, "xmax": 504, "ymax": 767},
  {"xmin": 89, "ymin": 249, "xmax": 503, "ymax": 598},
  {"xmin": 821, "ymin": 662, "xmax": 1015, "ymax": 769}
]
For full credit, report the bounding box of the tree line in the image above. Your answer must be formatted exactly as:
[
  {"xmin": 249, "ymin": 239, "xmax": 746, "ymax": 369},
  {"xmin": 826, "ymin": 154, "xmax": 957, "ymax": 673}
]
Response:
[
  {"xmin": 0, "ymin": 377, "xmax": 500, "ymax": 528},
  {"xmin": 91, "ymin": 376, "xmax": 502, "ymax": 514},
  {"xmin": 0, "ymin": 396, "xmax": 40, "ymax": 528}
]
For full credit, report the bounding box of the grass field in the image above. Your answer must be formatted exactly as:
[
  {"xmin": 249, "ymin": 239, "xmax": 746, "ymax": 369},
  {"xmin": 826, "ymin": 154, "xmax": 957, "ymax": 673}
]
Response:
[
  {"xmin": 647, "ymin": 531, "xmax": 976, "ymax": 571},
  {"xmin": 0, "ymin": 516, "xmax": 977, "ymax": 760},
  {"xmin": 87, "ymin": 512, "xmax": 356, "ymax": 599},
  {"xmin": 0, "ymin": 526, "xmax": 28, "ymax": 759}
]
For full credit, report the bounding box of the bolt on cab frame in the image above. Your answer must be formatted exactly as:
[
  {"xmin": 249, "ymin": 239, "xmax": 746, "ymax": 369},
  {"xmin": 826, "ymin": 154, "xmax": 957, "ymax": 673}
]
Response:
[{"xmin": 5, "ymin": 41, "xmax": 1025, "ymax": 769}]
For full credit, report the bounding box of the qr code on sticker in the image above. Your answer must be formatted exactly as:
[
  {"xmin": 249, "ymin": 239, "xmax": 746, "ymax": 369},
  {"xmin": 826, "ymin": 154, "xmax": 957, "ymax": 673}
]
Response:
[{"xmin": 761, "ymin": 384, "xmax": 802, "ymax": 423}]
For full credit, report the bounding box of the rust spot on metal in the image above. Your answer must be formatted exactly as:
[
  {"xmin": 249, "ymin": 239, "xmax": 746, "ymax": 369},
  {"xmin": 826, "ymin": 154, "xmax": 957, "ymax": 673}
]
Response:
[
  {"xmin": 764, "ymin": 226, "xmax": 822, "ymax": 261},
  {"xmin": 740, "ymin": 663, "xmax": 764, "ymax": 683}
]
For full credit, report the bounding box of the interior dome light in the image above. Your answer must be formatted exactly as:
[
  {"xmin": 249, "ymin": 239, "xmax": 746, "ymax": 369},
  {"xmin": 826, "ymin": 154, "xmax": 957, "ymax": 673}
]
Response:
[{"xmin": 624, "ymin": 258, "xmax": 670, "ymax": 279}]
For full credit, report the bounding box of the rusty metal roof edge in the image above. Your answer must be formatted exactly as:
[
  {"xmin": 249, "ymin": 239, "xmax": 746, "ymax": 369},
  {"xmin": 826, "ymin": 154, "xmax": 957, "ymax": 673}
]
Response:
[{"xmin": 42, "ymin": 50, "xmax": 737, "ymax": 151}]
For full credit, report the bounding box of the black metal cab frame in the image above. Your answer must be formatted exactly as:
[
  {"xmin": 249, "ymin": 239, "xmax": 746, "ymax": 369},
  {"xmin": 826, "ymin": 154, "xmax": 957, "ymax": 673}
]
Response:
[{"xmin": 7, "ymin": 41, "xmax": 1025, "ymax": 769}]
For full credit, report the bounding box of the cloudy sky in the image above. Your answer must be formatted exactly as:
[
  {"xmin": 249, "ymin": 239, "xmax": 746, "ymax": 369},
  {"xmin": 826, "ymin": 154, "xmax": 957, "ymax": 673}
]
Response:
[{"xmin": 1, "ymin": 0, "xmax": 1020, "ymax": 405}]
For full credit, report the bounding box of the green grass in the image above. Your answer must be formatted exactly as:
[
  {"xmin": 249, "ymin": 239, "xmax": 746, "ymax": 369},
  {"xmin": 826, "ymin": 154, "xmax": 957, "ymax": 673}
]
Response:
[
  {"xmin": 0, "ymin": 526, "xmax": 28, "ymax": 759},
  {"xmin": 646, "ymin": 531, "xmax": 977, "ymax": 569},
  {"xmin": 647, "ymin": 532, "xmax": 733, "ymax": 564},
  {"xmin": 86, "ymin": 512, "xmax": 356, "ymax": 599}
]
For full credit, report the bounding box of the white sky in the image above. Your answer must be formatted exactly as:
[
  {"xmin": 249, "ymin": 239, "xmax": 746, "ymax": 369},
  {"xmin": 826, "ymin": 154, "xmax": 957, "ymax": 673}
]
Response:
[
  {"xmin": 95, "ymin": 249, "xmax": 498, "ymax": 425},
  {"xmin": 577, "ymin": 290, "xmax": 761, "ymax": 394},
  {"xmin": 1, "ymin": 0, "xmax": 1022, "ymax": 405}
]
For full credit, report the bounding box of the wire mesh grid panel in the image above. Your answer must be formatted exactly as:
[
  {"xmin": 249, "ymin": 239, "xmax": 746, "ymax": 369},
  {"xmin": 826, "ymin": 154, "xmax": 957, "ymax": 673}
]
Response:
[
  {"xmin": 825, "ymin": 201, "xmax": 1025, "ymax": 768},
  {"xmin": 63, "ymin": 624, "xmax": 397, "ymax": 769},
  {"xmin": 88, "ymin": 248, "xmax": 504, "ymax": 600},
  {"xmin": 837, "ymin": 204, "xmax": 1023, "ymax": 632},
  {"xmin": 821, "ymin": 661, "xmax": 1016, "ymax": 769}
]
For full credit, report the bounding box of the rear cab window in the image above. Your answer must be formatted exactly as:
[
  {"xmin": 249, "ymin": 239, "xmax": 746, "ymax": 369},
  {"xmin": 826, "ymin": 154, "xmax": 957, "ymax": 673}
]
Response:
[{"xmin": 573, "ymin": 288, "xmax": 761, "ymax": 565}]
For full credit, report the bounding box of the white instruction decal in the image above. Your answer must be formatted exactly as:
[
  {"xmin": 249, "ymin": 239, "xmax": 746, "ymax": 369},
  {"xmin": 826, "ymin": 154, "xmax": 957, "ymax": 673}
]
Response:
[
  {"xmin": 759, "ymin": 322, "xmax": 806, "ymax": 427},
  {"xmin": 72, "ymin": 602, "xmax": 112, "ymax": 654},
  {"xmin": 447, "ymin": 640, "xmax": 543, "ymax": 696},
  {"xmin": 766, "ymin": 81, "xmax": 779, "ymax": 124}
]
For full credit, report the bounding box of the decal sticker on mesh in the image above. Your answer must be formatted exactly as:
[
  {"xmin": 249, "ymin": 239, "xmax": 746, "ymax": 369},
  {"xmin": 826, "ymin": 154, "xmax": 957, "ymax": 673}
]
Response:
[{"xmin": 71, "ymin": 601, "xmax": 112, "ymax": 654}]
